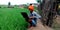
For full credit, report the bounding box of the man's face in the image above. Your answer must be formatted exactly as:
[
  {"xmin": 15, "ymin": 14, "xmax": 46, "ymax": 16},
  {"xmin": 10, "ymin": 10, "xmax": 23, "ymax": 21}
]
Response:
[
  {"xmin": 30, "ymin": 11, "xmax": 33, "ymax": 13},
  {"xmin": 32, "ymin": 4, "xmax": 34, "ymax": 6}
]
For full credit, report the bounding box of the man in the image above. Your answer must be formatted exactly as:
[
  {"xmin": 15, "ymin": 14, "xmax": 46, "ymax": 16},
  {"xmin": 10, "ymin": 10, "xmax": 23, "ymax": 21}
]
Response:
[
  {"xmin": 28, "ymin": 4, "xmax": 34, "ymax": 28},
  {"xmin": 29, "ymin": 11, "xmax": 41, "ymax": 27},
  {"xmin": 28, "ymin": 4, "xmax": 41, "ymax": 27}
]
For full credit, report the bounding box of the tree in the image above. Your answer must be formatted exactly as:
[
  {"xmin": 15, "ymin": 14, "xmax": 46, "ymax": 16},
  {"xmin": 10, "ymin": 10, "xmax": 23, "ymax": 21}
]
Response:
[
  {"xmin": 8, "ymin": 2, "xmax": 11, "ymax": 6},
  {"xmin": 8, "ymin": 2, "xmax": 11, "ymax": 8},
  {"xmin": 8, "ymin": 2, "xmax": 14, "ymax": 8},
  {"xmin": 36, "ymin": 0, "xmax": 58, "ymax": 27},
  {"xmin": 36, "ymin": 0, "xmax": 41, "ymax": 3}
]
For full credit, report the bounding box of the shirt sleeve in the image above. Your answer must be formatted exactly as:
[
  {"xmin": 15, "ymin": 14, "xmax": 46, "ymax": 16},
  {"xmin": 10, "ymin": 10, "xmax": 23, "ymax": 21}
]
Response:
[{"xmin": 33, "ymin": 11, "xmax": 41, "ymax": 19}]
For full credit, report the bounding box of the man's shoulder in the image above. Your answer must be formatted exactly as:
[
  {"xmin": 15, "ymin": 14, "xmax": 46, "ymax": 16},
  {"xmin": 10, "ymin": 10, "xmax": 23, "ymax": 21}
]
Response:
[{"xmin": 33, "ymin": 11, "xmax": 37, "ymax": 14}]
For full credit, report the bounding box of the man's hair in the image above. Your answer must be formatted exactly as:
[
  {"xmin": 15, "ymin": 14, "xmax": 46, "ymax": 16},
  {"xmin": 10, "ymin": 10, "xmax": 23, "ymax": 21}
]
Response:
[{"xmin": 30, "ymin": 4, "xmax": 32, "ymax": 5}]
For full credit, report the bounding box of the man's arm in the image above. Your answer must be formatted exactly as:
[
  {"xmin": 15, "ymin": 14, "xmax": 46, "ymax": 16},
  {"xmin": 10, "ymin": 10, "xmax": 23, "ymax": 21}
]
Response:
[{"xmin": 33, "ymin": 11, "xmax": 41, "ymax": 19}]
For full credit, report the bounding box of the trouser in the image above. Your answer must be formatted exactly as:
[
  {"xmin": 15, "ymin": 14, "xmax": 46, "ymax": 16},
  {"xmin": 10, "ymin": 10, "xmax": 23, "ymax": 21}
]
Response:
[
  {"xmin": 28, "ymin": 20, "xmax": 37, "ymax": 27},
  {"xmin": 32, "ymin": 18, "xmax": 37, "ymax": 27}
]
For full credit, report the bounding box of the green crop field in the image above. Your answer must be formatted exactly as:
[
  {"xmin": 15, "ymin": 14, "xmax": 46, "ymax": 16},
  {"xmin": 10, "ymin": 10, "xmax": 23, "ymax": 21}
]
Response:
[{"xmin": 0, "ymin": 7, "xmax": 30, "ymax": 30}]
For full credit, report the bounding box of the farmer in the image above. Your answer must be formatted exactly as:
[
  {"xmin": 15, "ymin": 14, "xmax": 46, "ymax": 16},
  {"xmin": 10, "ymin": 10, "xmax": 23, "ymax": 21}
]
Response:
[
  {"xmin": 28, "ymin": 4, "xmax": 34, "ymax": 27},
  {"xmin": 29, "ymin": 11, "xmax": 41, "ymax": 27},
  {"xmin": 28, "ymin": 4, "xmax": 41, "ymax": 27}
]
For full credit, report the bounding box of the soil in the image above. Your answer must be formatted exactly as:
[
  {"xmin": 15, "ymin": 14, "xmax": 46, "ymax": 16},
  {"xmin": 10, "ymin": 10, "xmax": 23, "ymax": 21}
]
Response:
[{"xmin": 28, "ymin": 19, "xmax": 53, "ymax": 30}]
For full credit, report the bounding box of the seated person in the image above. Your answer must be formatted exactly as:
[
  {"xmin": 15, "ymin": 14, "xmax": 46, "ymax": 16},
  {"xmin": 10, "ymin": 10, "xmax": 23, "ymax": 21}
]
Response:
[{"xmin": 29, "ymin": 11, "xmax": 41, "ymax": 27}]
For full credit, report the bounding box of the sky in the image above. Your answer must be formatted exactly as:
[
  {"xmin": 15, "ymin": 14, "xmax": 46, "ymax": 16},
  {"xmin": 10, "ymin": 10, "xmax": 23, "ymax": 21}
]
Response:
[{"xmin": 0, "ymin": 0, "xmax": 37, "ymax": 5}]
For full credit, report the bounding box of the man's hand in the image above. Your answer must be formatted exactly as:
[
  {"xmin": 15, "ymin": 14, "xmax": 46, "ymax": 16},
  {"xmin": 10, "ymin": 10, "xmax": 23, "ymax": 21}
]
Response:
[{"xmin": 29, "ymin": 16, "xmax": 35, "ymax": 18}]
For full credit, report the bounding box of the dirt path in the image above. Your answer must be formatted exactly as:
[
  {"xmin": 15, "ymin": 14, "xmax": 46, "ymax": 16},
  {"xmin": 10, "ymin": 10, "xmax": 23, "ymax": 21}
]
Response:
[
  {"xmin": 28, "ymin": 19, "xmax": 53, "ymax": 30},
  {"xmin": 56, "ymin": 15, "xmax": 60, "ymax": 24}
]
